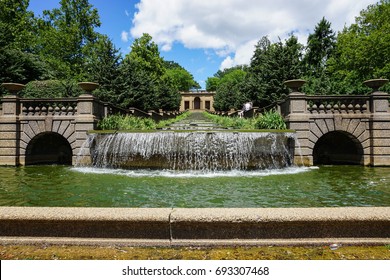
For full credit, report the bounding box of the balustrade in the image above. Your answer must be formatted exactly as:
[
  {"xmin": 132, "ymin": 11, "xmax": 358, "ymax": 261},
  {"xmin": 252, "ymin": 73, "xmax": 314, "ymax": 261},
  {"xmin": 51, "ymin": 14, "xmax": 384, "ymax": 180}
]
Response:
[
  {"xmin": 20, "ymin": 98, "xmax": 78, "ymax": 116},
  {"xmin": 306, "ymin": 96, "xmax": 369, "ymax": 114}
]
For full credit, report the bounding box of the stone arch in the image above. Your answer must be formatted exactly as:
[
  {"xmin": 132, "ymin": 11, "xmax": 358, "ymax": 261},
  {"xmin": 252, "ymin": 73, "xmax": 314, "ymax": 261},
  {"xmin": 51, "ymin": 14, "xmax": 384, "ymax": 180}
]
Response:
[
  {"xmin": 194, "ymin": 97, "xmax": 201, "ymax": 110},
  {"xmin": 25, "ymin": 132, "xmax": 73, "ymax": 165},
  {"xmin": 313, "ymin": 131, "xmax": 364, "ymax": 165}
]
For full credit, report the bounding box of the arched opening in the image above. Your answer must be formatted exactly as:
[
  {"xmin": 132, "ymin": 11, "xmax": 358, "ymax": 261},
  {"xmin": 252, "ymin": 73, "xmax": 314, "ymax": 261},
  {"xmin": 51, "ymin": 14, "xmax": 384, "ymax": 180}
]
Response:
[
  {"xmin": 25, "ymin": 132, "xmax": 72, "ymax": 165},
  {"xmin": 313, "ymin": 131, "xmax": 363, "ymax": 165},
  {"xmin": 194, "ymin": 97, "xmax": 201, "ymax": 110}
]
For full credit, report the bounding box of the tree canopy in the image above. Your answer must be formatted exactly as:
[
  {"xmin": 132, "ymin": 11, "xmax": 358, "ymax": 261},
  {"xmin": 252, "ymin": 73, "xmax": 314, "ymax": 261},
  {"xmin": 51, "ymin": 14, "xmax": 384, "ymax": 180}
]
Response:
[
  {"xmin": 210, "ymin": 0, "xmax": 390, "ymax": 110},
  {"xmin": 0, "ymin": 0, "xmax": 197, "ymax": 110},
  {"xmin": 1, "ymin": 0, "xmax": 389, "ymax": 110}
]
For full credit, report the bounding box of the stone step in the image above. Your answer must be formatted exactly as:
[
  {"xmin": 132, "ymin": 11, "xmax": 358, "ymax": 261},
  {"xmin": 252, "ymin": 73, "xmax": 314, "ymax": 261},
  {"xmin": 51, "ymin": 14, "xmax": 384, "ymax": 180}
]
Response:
[{"xmin": 165, "ymin": 111, "xmax": 226, "ymax": 130}]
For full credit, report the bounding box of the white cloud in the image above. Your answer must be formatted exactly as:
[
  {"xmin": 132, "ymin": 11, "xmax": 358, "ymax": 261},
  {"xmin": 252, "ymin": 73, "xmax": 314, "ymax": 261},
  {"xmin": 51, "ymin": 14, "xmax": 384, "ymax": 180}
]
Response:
[
  {"xmin": 121, "ymin": 31, "xmax": 129, "ymax": 42},
  {"xmin": 220, "ymin": 56, "xmax": 234, "ymax": 70},
  {"xmin": 130, "ymin": 0, "xmax": 377, "ymax": 69}
]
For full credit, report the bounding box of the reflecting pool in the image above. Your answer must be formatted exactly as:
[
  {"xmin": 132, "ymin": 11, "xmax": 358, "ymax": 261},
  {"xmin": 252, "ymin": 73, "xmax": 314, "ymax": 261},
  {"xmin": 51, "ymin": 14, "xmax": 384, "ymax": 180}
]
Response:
[{"xmin": 0, "ymin": 165, "xmax": 389, "ymax": 208}]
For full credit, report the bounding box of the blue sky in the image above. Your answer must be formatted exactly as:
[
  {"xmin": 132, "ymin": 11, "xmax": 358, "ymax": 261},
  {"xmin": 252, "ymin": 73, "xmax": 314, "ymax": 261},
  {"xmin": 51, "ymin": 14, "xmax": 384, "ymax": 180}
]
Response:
[{"xmin": 28, "ymin": 0, "xmax": 377, "ymax": 89}]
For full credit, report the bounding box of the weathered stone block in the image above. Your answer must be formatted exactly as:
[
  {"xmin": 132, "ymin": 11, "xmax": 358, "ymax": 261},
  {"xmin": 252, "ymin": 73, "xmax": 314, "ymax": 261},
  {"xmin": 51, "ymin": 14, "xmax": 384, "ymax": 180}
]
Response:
[
  {"xmin": 0, "ymin": 156, "xmax": 19, "ymax": 166},
  {"xmin": 353, "ymin": 122, "xmax": 368, "ymax": 139},
  {"xmin": 0, "ymin": 124, "xmax": 19, "ymax": 131},
  {"xmin": 371, "ymin": 156, "xmax": 390, "ymax": 166},
  {"xmin": 371, "ymin": 123, "xmax": 390, "ymax": 131},
  {"xmin": 52, "ymin": 120, "xmax": 61, "ymax": 133},
  {"xmin": 309, "ymin": 123, "xmax": 322, "ymax": 139},
  {"xmin": 371, "ymin": 138, "xmax": 390, "ymax": 147},
  {"xmin": 57, "ymin": 121, "xmax": 70, "ymax": 135},
  {"xmin": 324, "ymin": 118, "xmax": 335, "ymax": 132},
  {"xmin": 0, "ymin": 140, "xmax": 17, "ymax": 148},
  {"xmin": 372, "ymin": 130, "xmax": 390, "ymax": 138},
  {"xmin": 21, "ymin": 124, "xmax": 35, "ymax": 140},
  {"xmin": 360, "ymin": 138, "xmax": 370, "ymax": 150},
  {"xmin": 358, "ymin": 131, "xmax": 370, "ymax": 145},
  {"xmin": 372, "ymin": 147, "xmax": 390, "ymax": 155},
  {"xmin": 347, "ymin": 118, "xmax": 360, "ymax": 134},
  {"xmin": 0, "ymin": 132, "xmax": 18, "ymax": 139},
  {"xmin": 28, "ymin": 121, "xmax": 41, "ymax": 135},
  {"xmin": 314, "ymin": 119, "xmax": 329, "ymax": 135},
  {"xmin": 75, "ymin": 122, "xmax": 96, "ymax": 131},
  {"xmin": 0, "ymin": 148, "xmax": 19, "ymax": 156},
  {"xmin": 62, "ymin": 124, "xmax": 75, "ymax": 139}
]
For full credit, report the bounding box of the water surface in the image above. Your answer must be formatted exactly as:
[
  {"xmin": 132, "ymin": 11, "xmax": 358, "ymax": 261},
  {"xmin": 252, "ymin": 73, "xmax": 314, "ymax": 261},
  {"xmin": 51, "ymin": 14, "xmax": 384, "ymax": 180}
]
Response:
[{"xmin": 0, "ymin": 165, "xmax": 389, "ymax": 208}]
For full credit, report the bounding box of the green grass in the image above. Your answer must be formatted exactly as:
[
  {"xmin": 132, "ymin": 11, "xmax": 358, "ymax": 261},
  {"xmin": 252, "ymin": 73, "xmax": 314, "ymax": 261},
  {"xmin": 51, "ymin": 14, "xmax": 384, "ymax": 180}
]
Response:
[{"xmin": 1, "ymin": 245, "xmax": 389, "ymax": 260}]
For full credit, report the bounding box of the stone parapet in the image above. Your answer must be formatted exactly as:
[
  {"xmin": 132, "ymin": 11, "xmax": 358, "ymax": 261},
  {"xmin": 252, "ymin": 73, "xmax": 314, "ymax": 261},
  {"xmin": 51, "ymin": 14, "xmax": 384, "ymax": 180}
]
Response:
[
  {"xmin": 282, "ymin": 83, "xmax": 390, "ymax": 166},
  {"xmin": 0, "ymin": 207, "xmax": 388, "ymax": 246}
]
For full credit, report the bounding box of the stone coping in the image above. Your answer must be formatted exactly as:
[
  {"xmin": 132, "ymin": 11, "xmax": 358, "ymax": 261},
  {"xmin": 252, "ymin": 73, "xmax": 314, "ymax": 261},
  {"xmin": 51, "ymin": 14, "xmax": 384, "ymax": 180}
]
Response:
[{"xmin": 0, "ymin": 207, "xmax": 389, "ymax": 246}]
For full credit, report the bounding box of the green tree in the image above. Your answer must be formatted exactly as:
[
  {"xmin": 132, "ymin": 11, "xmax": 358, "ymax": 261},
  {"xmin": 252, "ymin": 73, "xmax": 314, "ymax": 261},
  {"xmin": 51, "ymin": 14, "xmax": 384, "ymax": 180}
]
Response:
[
  {"xmin": 128, "ymin": 33, "xmax": 165, "ymax": 78},
  {"xmin": 304, "ymin": 17, "xmax": 336, "ymax": 76},
  {"xmin": 213, "ymin": 68, "xmax": 247, "ymax": 111},
  {"xmin": 37, "ymin": 0, "xmax": 101, "ymax": 79},
  {"xmin": 164, "ymin": 61, "xmax": 200, "ymax": 91},
  {"xmin": 118, "ymin": 34, "xmax": 180, "ymax": 111},
  {"xmin": 328, "ymin": 0, "xmax": 390, "ymax": 93},
  {"xmin": 0, "ymin": 0, "xmax": 36, "ymax": 49},
  {"xmin": 205, "ymin": 77, "xmax": 220, "ymax": 91},
  {"xmin": 302, "ymin": 17, "xmax": 336, "ymax": 95},
  {"xmin": 246, "ymin": 35, "xmax": 304, "ymax": 107},
  {"xmin": 117, "ymin": 59, "xmax": 159, "ymax": 110},
  {"xmin": 0, "ymin": 0, "xmax": 48, "ymax": 93},
  {"xmin": 84, "ymin": 35, "xmax": 122, "ymax": 103},
  {"xmin": 159, "ymin": 73, "xmax": 181, "ymax": 110}
]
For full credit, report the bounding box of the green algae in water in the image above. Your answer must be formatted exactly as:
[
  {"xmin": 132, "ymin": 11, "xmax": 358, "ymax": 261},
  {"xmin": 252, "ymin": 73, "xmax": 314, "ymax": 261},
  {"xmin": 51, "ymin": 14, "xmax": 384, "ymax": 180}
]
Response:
[{"xmin": 0, "ymin": 165, "xmax": 389, "ymax": 207}]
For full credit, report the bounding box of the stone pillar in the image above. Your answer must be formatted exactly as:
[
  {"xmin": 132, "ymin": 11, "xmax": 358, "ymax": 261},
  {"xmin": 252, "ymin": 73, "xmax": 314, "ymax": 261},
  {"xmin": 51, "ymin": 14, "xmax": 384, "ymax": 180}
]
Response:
[
  {"xmin": 283, "ymin": 80, "xmax": 312, "ymax": 166},
  {"xmin": 0, "ymin": 95, "xmax": 21, "ymax": 166},
  {"xmin": 366, "ymin": 79, "xmax": 390, "ymax": 166},
  {"xmin": 0, "ymin": 84, "xmax": 23, "ymax": 166},
  {"xmin": 73, "ymin": 83, "xmax": 100, "ymax": 165}
]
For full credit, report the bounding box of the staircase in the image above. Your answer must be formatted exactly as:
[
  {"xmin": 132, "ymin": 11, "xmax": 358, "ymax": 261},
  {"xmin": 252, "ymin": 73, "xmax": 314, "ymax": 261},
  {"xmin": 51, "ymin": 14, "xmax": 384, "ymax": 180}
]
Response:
[{"xmin": 164, "ymin": 112, "xmax": 226, "ymax": 131}]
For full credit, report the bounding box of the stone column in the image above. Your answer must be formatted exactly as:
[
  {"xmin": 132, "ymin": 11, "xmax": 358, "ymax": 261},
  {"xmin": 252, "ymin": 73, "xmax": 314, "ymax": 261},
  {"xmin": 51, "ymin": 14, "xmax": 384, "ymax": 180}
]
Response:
[
  {"xmin": 0, "ymin": 83, "xmax": 24, "ymax": 166},
  {"xmin": 73, "ymin": 82, "xmax": 100, "ymax": 165},
  {"xmin": 366, "ymin": 79, "xmax": 390, "ymax": 166},
  {"xmin": 283, "ymin": 80, "xmax": 312, "ymax": 166}
]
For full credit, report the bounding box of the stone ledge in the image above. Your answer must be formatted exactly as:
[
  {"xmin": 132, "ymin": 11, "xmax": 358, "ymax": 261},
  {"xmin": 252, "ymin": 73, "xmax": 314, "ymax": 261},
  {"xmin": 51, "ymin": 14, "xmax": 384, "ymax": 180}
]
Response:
[
  {"xmin": 0, "ymin": 207, "xmax": 388, "ymax": 245},
  {"xmin": 0, "ymin": 237, "xmax": 388, "ymax": 247}
]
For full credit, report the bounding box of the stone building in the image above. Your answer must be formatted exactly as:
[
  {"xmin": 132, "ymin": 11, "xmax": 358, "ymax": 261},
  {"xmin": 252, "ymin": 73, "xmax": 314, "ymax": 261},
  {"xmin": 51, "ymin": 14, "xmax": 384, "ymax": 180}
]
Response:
[{"xmin": 180, "ymin": 91, "xmax": 215, "ymax": 111}]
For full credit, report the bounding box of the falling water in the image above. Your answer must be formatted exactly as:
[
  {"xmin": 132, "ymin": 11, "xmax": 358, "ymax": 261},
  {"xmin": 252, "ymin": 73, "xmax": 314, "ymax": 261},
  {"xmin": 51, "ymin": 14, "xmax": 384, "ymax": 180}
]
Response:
[{"xmin": 76, "ymin": 132, "xmax": 295, "ymax": 171}]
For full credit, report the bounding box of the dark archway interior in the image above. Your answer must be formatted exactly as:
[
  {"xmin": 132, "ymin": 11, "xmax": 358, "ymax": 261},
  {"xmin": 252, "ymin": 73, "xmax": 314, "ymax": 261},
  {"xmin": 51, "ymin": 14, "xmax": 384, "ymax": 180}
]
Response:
[
  {"xmin": 313, "ymin": 131, "xmax": 363, "ymax": 165},
  {"xmin": 194, "ymin": 97, "xmax": 201, "ymax": 110},
  {"xmin": 25, "ymin": 133, "xmax": 72, "ymax": 165}
]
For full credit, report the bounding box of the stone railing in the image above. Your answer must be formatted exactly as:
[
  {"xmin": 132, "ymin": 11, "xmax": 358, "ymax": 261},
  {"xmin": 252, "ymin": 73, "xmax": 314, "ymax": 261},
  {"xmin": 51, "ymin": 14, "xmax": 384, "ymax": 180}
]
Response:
[
  {"xmin": 278, "ymin": 79, "xmax": 390, "ymax": 117},
  {"xmin": 305, "ymin": 95, "xmax": 370, "ymax": 114},
  {"xmin": 20, "ymin": 98, "xmax": 78, "ymax": 116}
]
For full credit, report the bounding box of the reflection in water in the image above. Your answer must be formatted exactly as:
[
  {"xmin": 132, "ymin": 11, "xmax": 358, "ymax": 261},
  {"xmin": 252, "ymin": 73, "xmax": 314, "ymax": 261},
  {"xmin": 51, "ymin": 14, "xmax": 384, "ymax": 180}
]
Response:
[{"xmin": 0, "ymin": 165, "xmax": 389, "ymax": 208}]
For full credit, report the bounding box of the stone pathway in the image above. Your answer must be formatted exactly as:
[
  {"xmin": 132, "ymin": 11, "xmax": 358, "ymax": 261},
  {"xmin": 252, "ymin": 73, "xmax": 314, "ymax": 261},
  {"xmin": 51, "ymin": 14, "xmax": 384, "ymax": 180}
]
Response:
[{"xmin": 165, "ymin": 111, "xmax": 226, "ymax": 130}]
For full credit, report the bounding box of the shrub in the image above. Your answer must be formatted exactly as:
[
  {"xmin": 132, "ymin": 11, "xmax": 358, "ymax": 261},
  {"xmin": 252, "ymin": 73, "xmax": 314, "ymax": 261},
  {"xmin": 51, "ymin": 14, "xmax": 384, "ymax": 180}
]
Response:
[
  {"xmin": 204, "ymin": 111, "xmax": 286, "ymax": 130},
  {"xmin": 98, "ymin": 115, "xmax": 157, "ymax": 130},
  {"xmin": 98, "ymin": 112, "xmax": 191, "ymax": 131},
  {"xmin": 254, "ymin": 110, "xmax": 287, "ymax": 130},
  {"xmin": 23, "ymin": 80, "xmax": 83, "ymax": 98}
]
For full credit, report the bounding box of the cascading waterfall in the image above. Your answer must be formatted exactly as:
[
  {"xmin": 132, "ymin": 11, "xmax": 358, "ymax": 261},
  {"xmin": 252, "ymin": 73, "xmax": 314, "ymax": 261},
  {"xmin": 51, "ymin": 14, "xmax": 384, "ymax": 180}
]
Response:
[{"xmin": 76, "ymin": 132, "xmax": 295, "ymax": 171}]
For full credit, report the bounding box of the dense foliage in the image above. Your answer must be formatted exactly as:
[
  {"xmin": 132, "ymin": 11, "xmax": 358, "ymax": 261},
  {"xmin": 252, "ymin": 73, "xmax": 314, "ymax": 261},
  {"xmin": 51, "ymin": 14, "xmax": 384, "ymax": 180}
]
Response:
[
  {"xmin": 97, "ymin": 111, "xmax": 190, "ymax": 130},
  {"xmin": 204, "ymin": 111, "xmax": 286, "ymax": 130},
  {"xmin": 1, "ymin": 0, "xmax": 389, "ymax": 111},
  {"xmin": 207, "ymin": 0, "xmax": 390, "ymax": 110},
  {"xmin": 0, "ymin": 0, "xmax": 198, "ymax": 110}
]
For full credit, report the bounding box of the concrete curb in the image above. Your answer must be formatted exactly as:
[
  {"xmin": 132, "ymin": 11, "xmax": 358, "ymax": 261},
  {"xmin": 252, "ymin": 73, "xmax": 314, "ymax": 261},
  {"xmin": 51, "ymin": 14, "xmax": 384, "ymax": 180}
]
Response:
[{"xmin": 0, "ymin": 207, "xmax": 389, "ymax": 246}]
